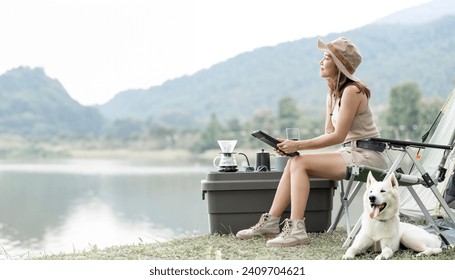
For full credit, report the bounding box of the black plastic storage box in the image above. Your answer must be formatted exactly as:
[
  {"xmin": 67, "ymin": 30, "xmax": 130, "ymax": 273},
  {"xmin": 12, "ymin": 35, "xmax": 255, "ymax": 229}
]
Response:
[{"xmin": 201, "ymin": 171, "xmax": 336, "ymax": 234}]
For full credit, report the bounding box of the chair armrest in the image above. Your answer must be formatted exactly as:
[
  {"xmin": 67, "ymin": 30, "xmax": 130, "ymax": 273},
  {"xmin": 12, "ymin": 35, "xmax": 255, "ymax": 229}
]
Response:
[{"xmin": 368, "ymin": 137, "xmax": 452, "ymax": 150}]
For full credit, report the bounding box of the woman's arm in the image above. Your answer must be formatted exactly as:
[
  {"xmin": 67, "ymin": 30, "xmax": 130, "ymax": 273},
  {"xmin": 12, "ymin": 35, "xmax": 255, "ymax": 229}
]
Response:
[{"xmin": 278, "ymin": 85, "xmax": 366, "ymax": 153}]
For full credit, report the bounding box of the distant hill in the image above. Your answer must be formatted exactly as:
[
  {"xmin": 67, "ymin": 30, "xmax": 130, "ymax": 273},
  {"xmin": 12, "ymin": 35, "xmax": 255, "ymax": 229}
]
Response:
[
  {"xmin": 1, "ymin": 0, "xmax": 455, "ymax": 136},
  {"xmin": 375, "ymin": 0, "xmax": 455, "ymax": 24},
  {"xmin": 99, "ymin": 14, "xmax": 455, "ymax": 128},
  {"xmin": 0, "ymin": 67, "xmax": 104, "ymax": 137}
]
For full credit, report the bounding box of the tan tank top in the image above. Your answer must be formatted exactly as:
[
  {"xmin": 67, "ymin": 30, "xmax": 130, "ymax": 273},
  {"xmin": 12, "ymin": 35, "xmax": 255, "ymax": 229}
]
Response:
[{"xmin": 331, "ymin": 99, "xmax": 380, "ymax": 142}]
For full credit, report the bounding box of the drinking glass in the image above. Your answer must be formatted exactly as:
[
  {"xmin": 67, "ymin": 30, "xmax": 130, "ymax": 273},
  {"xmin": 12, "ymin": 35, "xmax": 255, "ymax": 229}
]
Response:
[{"xmin": 286, "ymin": 128, "xmax": 300, "ymax": 141}]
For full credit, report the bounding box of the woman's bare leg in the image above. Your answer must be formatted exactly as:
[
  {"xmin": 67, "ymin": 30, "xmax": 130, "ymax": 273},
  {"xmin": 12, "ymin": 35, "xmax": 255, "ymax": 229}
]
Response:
[
  {"xmin": 268, "ymin": 157, "xmax": 293, "ymax": 217},
  {"xmin": 269, "ymin": 152, "xmax": 346, "ymax": 219}
]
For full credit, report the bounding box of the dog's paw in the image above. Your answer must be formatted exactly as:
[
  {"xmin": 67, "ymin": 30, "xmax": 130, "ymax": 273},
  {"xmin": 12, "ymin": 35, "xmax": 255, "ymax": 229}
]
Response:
[
  {"xmin": 342, "ymin": 247, "xmax": 359, "ymax": 260},
  {"xmin": 374, "ymin": 253, "xmax": 392, "ymax": 260},
  {"xmin": 374, "ymin": 247, "xmax": 394, "ymax": 260},
  {"xmin": 342, "ymin": 253, "xmax": 355, "ymax": 260}
]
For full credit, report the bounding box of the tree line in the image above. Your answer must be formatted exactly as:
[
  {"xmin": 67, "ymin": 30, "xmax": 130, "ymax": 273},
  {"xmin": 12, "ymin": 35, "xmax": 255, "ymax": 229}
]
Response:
[
  {"xmin": 76, "ymin": 81, "xmax": 448, "ymax": 154},
  {"xmin": 194, "ymin": 81, "xmax": 445, "ymax": 152},
  {"xmin": 0, "ymin": 81, "xmax": 446, "ymax": 158}
]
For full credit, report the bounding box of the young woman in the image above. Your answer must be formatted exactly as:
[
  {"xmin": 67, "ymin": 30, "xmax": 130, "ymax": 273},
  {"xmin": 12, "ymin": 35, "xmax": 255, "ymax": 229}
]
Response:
[{"xmin": 236, "ymin": 37, "xmax": 388, "ymax": 247}]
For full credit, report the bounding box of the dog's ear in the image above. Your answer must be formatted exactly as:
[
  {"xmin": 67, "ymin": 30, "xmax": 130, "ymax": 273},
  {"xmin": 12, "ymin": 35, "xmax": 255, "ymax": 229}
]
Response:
[
  {"xmin": 389, "ymin": 173, "xmax": 399, "ymax": 189},
  {"xmin": 366, "ymin": 171, "xmax": 377, "ymax": 188}
]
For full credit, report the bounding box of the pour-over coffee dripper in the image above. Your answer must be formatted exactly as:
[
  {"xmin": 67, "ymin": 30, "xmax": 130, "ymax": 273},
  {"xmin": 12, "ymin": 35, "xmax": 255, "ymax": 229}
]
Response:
[
  {"xmin": 213, "ymin": 140, "xmax": 238, "ymax": 172},
  {"xmin": 217, "ymin": 140, "xmax": 237, "ymax": 153}
]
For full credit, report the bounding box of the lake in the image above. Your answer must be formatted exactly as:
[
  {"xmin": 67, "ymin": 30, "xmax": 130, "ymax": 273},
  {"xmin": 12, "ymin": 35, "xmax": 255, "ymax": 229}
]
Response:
[
  {"xmin": 0, "ymin": 159, "xmax": 213, "ymax": 259},
  {"xmin": 0, "ymin": 158, "xmax": 362, "ymax": 259}
]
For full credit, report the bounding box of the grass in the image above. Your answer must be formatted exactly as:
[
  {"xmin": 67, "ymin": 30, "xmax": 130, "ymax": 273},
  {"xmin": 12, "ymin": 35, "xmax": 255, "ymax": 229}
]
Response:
[{"xmin": 32, "ymin": 228, "xmax": 455, "ymax": 260}]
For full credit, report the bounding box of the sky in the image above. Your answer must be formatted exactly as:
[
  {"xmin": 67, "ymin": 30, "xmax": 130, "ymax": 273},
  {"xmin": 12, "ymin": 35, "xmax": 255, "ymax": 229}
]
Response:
[{"xmin": 0, "ymin": 0, "xmax": 431, "ymax": 105}]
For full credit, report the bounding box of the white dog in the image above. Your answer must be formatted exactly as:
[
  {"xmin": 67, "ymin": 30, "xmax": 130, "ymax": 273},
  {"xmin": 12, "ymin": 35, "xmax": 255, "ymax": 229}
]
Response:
[{"xmin": 342, "ymin": 171, "xmax": 443, "ymax": 260}]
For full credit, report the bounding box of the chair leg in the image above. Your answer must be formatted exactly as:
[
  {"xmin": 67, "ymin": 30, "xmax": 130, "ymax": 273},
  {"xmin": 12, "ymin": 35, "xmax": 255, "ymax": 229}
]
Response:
[
  {"xmin": 343, "ymin": 216, "xmax": 362, "ymax": 248},
  {"xmin": 430, "ymin": 184, "xmax": 455, "ymax": 225},
  {"xmin": 327, "ymin": 168, "xmax": 364, "ymax": 239},
  {"xmin": 327, "ymin": 204, "xmax": 344, "ymax": 233},
  {"xmin": 406, "ymin": 185, "xmax": 440, "ymax": 230},
  {"xmin": 327, "ymin": 180, "xmax": 345, "ymax": 233}
]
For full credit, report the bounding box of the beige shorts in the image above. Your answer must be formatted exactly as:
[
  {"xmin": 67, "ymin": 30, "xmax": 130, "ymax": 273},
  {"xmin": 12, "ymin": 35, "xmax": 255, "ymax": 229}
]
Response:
[{"xmin": 337, "ymin": 146, "xmax": 388, "ymax": 170}]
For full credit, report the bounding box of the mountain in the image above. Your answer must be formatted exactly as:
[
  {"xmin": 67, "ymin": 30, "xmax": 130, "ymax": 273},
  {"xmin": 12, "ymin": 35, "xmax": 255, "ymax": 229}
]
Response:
[
  {"xmin": 375, "ymin": 0, "xmax": 455, "ymax": 24},
  {"xmin": 99, "ymin": 14, "xmax": 455, "ymax": 128},
  {"xmin": 0, "ymin": 67, "xmax": 104, "ymax": 137},
  {"xmin": 1, "ymin": 1, "xmax": 454, "ymax": 136}
]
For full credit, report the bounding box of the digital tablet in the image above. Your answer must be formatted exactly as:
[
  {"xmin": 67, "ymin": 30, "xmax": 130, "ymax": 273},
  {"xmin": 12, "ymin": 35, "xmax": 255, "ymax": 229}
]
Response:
[{"xmin": 251, "ymin": 130, "xmax": 300, "ymax": 157}]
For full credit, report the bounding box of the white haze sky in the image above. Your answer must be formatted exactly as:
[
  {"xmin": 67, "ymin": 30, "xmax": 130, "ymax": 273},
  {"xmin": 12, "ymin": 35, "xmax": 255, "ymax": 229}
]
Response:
[{"xmin": 0, "ymin": 0, "xmax": 430, "ymax": 105}]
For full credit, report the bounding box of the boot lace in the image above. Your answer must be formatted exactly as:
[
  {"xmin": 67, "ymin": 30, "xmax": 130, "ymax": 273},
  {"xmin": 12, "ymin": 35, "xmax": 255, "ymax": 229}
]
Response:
[
  {"xmin": 251, "ymin": 213, "xmax": 269, "ymax": 230},
  {"xmin": 278, "ymin": 219, "xmax": 292, "ymax": 237}
]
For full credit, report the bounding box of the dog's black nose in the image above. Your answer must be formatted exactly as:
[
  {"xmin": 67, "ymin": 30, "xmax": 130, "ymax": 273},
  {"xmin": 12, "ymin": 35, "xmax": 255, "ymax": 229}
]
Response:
[{"xmin": 369, "ymin": 195, "xmax": 376, "ymax": 203}]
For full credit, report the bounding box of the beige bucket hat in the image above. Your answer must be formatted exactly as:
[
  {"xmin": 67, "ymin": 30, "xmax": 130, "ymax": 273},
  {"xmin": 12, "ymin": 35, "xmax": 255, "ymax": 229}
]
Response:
[{"xmin": 317, "ymin": 37, "xmax": 362, "ymax": 82}]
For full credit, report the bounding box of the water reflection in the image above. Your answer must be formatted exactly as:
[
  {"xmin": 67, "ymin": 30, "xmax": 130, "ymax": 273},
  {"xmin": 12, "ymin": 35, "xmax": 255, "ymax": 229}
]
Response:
[
  {"xmin": 41, "ymin": 199, "xmax": 174, "ymax": 253},
  {"xmin": 0, "ymin": 159, "xmax": 211, "ymax": 259}
]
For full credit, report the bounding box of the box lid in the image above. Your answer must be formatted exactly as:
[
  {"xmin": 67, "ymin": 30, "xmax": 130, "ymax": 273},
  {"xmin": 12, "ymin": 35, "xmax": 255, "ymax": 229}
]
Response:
[
  {"xmin": 201, "ymin": 171, "xmax": 336, "ymax": 191},
  {"xmin": 205, "ymin": 171, "xmax": 283, "ymax": 181}
]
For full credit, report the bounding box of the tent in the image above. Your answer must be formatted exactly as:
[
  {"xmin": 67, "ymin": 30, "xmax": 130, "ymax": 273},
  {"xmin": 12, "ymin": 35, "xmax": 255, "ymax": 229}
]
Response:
[{"xmin": 399, "ymin": 88, "xmax": 455, "ymax": 220}]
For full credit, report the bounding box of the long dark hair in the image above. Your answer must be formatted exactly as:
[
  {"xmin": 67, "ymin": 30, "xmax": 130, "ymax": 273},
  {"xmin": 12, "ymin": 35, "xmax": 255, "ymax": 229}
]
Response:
[{"xmin": 328, "ymin": 72, "xmax": 371, "ymax": 100}]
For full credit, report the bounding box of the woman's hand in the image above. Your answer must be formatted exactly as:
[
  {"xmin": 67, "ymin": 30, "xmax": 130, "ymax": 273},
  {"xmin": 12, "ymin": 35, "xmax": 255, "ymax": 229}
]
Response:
[{"xmin": 276, "ymin": 138, "xmax": 299, "ymax": 155}]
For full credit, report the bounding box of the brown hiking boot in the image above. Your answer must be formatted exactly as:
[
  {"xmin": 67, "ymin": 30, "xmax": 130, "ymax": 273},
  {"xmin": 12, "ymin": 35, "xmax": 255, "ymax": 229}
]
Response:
[
  {"xmin": 236, "ymin": 213, "xmax": 280, "ymax": 239},
  {"xmin": 266, "ymin": 218, "xmax": 310, "ymax": 247}
]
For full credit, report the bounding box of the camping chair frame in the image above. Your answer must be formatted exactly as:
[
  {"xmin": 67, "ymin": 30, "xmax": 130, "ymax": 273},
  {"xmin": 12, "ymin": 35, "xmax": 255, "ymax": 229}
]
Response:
[{"xmin": 328, "ymin": 137, "xmax": 455, "ymax": 247}]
